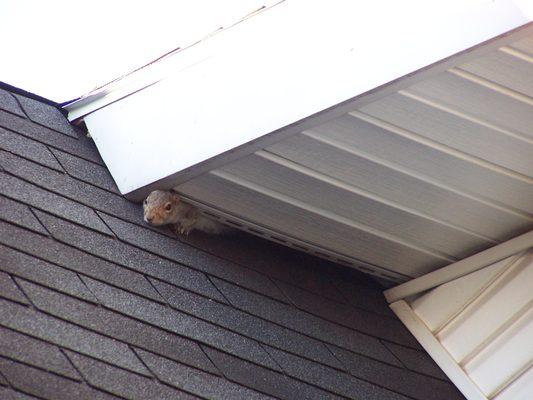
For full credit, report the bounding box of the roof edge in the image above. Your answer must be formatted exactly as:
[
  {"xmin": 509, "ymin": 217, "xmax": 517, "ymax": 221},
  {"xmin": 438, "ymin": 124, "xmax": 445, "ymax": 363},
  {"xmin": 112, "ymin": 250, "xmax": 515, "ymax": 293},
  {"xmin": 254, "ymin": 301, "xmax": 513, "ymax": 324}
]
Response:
[
  {"xmin": 63, "ymin": 1, "xmax": 285, "ymax": 122},
  {"xmin": 0, "ymin": 81, "xmax": 59, "ymax": 107}
]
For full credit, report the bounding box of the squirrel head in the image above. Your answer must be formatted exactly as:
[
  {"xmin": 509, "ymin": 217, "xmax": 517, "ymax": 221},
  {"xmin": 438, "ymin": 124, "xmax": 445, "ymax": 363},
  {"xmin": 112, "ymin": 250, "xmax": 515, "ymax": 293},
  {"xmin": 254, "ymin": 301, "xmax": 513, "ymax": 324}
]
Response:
[{"xmin": 143, "ymin": 190, "xmax": 184, "ymax": 226}]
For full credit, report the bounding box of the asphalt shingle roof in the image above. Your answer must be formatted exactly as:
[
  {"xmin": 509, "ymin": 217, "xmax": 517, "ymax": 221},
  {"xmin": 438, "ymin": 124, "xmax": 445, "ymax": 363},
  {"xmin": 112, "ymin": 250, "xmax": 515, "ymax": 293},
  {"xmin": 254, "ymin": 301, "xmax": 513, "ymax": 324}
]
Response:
[{"xmin": 0, "ymin": 84, "xmax": 465, "ymax": 400}]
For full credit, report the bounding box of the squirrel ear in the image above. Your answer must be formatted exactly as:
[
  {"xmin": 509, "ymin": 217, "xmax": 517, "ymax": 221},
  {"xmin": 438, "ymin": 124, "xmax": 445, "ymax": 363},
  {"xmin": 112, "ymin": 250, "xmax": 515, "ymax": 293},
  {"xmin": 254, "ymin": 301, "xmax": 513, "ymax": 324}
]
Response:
[{"xmin": 169, "ymin": 189, "xmax": 180, "ymax": 201}]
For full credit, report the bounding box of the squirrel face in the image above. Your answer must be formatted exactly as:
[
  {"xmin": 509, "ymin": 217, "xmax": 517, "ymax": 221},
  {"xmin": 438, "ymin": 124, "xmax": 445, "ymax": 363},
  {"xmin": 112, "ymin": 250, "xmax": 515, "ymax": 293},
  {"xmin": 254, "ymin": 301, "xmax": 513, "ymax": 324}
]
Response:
[
  {"xmin": 143, "ymin": 189, "xmax": 230, "ymax": 235},
  {"xmin": 143, "ymin": 190, "xmax": 183, "ymax": 226}
]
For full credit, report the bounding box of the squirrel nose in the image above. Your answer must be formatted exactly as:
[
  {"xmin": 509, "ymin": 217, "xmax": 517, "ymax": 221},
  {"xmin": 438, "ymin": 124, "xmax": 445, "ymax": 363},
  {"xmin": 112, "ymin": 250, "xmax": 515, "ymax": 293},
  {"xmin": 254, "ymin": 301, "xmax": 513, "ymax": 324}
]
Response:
[{"xmin": 146, "ymin": 216, "xmax": 153, "ymax": 223}]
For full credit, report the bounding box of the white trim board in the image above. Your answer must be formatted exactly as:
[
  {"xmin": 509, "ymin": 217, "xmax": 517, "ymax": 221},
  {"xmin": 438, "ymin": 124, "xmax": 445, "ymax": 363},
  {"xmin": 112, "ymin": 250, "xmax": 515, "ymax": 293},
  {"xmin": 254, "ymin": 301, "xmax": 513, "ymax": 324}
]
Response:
[
  {"xmin": 64, "ymin": 0, "xmax": 285, "ymax": 122},
  {"xmin": 63, "ymin": 1, "xmax": 532, "ymax": 198},
  {"xmin": 384, "ymin": 230, "xmax": 533, "ymax": 303},
  {"xmin": 390, "ymin": 250, "xmax": 533, "ymax": 400}
]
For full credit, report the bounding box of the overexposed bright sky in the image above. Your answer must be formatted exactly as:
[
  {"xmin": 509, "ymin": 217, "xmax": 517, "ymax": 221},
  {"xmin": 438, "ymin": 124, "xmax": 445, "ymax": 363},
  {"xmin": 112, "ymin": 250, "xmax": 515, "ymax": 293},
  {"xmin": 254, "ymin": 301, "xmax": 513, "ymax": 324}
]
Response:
[
  {"xmin": 2, "ymin": 0, "xmax": 531, "ymax": 103},
  {"xmin": 0, "ymin": 0, "xmax": 275, "ymax": 102}
]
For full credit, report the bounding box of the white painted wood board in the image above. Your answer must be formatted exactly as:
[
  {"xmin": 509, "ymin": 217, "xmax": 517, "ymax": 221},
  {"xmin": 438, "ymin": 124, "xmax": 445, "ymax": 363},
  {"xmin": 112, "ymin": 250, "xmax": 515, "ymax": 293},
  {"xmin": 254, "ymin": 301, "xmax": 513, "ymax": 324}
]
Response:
[
  {"xmin": 70, "ymin": 2, "xmax": 533, "ymax": 281},
  {"xmin": 384, "ymin": 231, "xmax": 533, "ymax": 303},
  {"xmin": 170, "ymin": 26, "xmax": 533, "ymax": 280}
]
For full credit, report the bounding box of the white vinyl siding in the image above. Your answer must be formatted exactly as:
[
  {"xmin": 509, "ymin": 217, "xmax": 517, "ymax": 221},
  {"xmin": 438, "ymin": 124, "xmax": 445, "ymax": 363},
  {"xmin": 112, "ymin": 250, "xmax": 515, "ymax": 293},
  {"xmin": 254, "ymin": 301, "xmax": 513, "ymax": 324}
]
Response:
[{"xmin": 395, "ymin": 250, "xmax": 533, "ymax": 400}]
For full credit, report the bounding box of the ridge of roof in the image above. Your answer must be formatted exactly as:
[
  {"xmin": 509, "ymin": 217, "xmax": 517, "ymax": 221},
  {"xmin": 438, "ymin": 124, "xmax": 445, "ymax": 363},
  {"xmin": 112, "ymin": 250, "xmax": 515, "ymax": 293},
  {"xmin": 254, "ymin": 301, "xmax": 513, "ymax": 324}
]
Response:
[{"xmin": 0, "ymin": 81, "xmax": 59, "ymax": 108}]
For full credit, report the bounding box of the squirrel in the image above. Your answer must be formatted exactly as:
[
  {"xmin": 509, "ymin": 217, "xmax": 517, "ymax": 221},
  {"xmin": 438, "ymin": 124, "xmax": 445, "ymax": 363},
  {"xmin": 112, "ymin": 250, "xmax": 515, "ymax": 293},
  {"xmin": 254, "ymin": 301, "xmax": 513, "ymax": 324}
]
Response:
[{"xmin": 143, "ymin": 190, "xmax": 232, "ymax": 235}]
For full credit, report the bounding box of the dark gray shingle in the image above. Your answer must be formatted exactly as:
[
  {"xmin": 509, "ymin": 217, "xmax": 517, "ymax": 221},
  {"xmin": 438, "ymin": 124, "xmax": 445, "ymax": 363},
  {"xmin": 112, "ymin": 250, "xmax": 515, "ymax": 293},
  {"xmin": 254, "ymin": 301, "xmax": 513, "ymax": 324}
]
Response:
[
  {"xmin": 0, "ymin": 358, "xmax": 121, "ymax": 400},
  {"xmin": 0, "ymin": 244, "xmax": 98, "ymax": 302},
  {"xmin": 137, "ymin": 348, "xmax": 276, "ymax": 400},
  {"xmin": 204, "ymin": 346, "xmax": 344, "ymax": 400},
  {"xmin": 153, "ymin": 278, "xmax": 343, "ymax": 369},
  {"xmin": 331, "ymin": 276, "xmax": 397, "ymax": 317},
  {"xmin": 0, "ymin": 370, "xmax": 8, "ymax": 386},
  {"xmin": 0, "ymin": 326, "xmax": 80, "ymax": 380},
  {"xmin": 0, "ymin": 387, "xmax": 42, "ymax": 400},
  {"xmin": 329, "ymin": 344, "xmax": 463, "ymax": 400},
  {"xmin": 0, "ymin": 195, "xmax": 48, "ymax": 235},
  {"xmin": 383, "ymin": 341, "xmax": 449, "ymax": 381},
  {"xmin": 181, "ymin": 228, "xmax": 350, "ymax": 302},
  {"xmin": 83, "ymin": 276, "xmax": 281, "ymax": 371},
  {"xmin": 0, "ymin": 109, "xmax": 102, "ymax": 163},
  {"xmin": 13, "ymin": 94, "xmax": 79, "ymax": 138},
  {"xmin": 274, "ymin": 279, "xmax": 419, "ymax": 348},
  {"xmin": 0, "ymin": 220, "xmax": 162, "ymax": 301},
  {"xmin": 99, "ymin": 212, "xmax": 288, "ymax": 302},
  {"xmin": 1, "ymin": 149, "xmax": 156, "ymax": 229},
  {"xmin": 35, "ymin": 209, "xmax": 228, "ymax": 302},
  {"xmin": 0, "ymin": 169, "xmax": 111, "ymax": 235},
  {"xmin": 49, "ymin": 147, "xmax": 119, "ymax": 193},
  {"xmin": 18, "ymin": 280, "xmax": 219, "ymax": 375},
  {"xmin": 265, "ymin": 345, "xmax": 412, "ymax": 400},
  {"xmin": 66, "ymin": 351, "xmax": 200, "ymax": 400},
  {"xmin": 213, "ymin": 276, "xmax": 402, "ymax": 366},
  {"xmin": 0, "ymin": 89, "xmax": 25, "ymax": 117},
  {"xmin": 0, "ymin": 272, "xmax": 28, "ymax": 304},
  {"xmin": 0, "ymin": 298, "xmax": 149, "ymax": 375},
  {"xmin": 0, "ymin": 127, "xmax": 62, "ymax": 171}
]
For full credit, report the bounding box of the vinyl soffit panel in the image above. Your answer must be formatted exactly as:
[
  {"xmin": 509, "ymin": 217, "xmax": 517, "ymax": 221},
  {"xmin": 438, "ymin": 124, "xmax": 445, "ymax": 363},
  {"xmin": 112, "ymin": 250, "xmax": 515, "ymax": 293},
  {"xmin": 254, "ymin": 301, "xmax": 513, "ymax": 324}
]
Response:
[
  {"xmin": 68, "ymin": 3, "xmax": 533, "ymax": 282},
  {"xmin": 176, "ymin": 28, "xmax": 533, "ymax": 281}
]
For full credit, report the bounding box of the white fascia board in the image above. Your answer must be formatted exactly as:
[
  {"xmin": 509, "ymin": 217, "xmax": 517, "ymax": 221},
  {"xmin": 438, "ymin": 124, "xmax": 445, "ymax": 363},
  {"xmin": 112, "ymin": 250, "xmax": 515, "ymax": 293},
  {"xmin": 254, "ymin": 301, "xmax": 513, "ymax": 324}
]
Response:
[
  {"xmin": 69, "ymin": 0, "xmax": 531, "ymax": 196},
  {"xmin": 384, "ymin": 230, "xmax": 533, "ymax": 303},
  {"xmin": 64, "ymin": 1, "xmax": 284, "ymax": 121}
]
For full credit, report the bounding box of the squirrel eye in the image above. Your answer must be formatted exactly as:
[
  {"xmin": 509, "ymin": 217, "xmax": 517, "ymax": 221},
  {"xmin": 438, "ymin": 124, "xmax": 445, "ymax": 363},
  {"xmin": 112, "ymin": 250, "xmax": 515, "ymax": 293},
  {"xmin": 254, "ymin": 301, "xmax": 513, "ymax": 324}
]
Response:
[
  {"xmin": 143, "ymin": 199, "xmax": 147, "ymax": 206},
  {"xmin": 164, "ymin": 202, "xmax": 172, "ymax": 211}
]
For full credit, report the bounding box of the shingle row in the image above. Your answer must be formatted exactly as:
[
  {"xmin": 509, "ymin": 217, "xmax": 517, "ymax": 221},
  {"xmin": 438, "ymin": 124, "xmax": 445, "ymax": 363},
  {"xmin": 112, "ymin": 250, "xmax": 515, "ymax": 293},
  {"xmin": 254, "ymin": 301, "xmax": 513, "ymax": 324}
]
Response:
[{"xmin": 0, "ymin": 89, "xmax": 462, "ymax": 400}]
